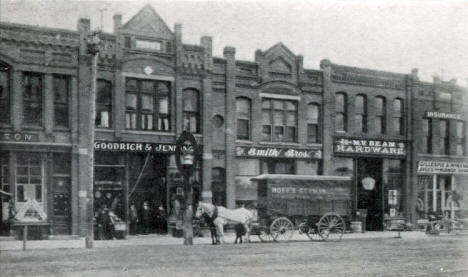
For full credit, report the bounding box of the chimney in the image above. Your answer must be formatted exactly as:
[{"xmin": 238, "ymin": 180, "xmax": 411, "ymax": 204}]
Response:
[
  {"xmin": 320, "ymin": 59, "xmax": 331, "ymax": 69},
  {"xmin": 411, "ymin": 68, "xmax": 419, "ymax": 80},
  {"xmin": 201, "ymin": 36, "xmax": 213, "ymax": 72},
  {"xmin": 175, "ymin": 23, "xmax": 182, "ymax": 43},
  {"xmin": 77, "ymin": 17, "xmax": 90, "ymax": 33},
  {"xmin": 113, "ymin": 13, "xmax": 122, "ymax": 34}
]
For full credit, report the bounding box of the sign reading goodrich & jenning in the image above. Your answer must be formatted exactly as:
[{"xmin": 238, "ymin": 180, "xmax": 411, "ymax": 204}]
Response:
[{"xmin": 334, "ymin": 137, "xmax": 406, "ymax": 156}]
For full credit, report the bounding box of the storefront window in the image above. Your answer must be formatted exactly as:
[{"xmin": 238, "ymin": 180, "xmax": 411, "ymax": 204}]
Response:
[
  {"xmin": 0, "ymin": 62, "xmax": 10, "ymax": 124},
  {"xmin": 23, "ymin": 72, "xmax": 43, "ymax": 127},
  {"xmin": 125, "ymin": 78, "xmax": 171, "ymax": 132},
  {"xmin": 16, "ymin": 153, "xmax": 42, "ymax": 203},
  {"xmin": 235, "ymin": 160, "xmax": 260, "ymax": 208},
  {"xmin": 417, "ymin": 175, "xmax": 454, "ymax": 214},
  {"xmin": 260, "ymin": 159, "xmax": 295, "ymax": 174},
  {"xmin": 96, "ymin": 80, "xmax": 112, "ymax": 128},
  {"xmin": 53, "ymin": 75, "xmax": 69, "ymax": 128}
]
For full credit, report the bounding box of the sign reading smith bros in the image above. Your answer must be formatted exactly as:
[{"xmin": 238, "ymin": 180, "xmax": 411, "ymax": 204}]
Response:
[{"xmin": 334, "ymin": 137, "xmax": 406, "ymax": 156}]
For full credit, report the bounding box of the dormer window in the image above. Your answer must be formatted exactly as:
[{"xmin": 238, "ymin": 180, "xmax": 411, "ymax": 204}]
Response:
[{"xmin": 136, "ymin": 39, "xmax": 161, "ymax": 51}]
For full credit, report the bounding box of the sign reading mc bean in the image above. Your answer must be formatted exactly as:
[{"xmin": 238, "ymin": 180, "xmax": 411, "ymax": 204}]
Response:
[{"xmin": 334, "ymin": 138, "xmax": 406, "ymax": 156}]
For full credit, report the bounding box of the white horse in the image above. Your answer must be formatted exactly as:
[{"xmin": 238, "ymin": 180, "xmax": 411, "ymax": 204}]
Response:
[{"xmin": 195, "ymin": 202, "xmax": 253, "ymax": 244}]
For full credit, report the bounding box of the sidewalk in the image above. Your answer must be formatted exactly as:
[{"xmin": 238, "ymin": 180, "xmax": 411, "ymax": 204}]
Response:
[{"xmin": 1, "ymin": 230, "xmax": 466, "ymax": 251}]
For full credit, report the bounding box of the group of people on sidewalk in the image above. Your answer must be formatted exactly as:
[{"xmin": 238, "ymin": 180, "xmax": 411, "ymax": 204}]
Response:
[{"xmin": 94, "ymin": 197, "xmax": 167, "ymax": 240}]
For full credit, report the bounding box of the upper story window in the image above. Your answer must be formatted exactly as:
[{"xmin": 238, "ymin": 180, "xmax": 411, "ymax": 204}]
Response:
[
  {"xmin": 375, "ymin": 96, "xmax": 386, "ymax": 134},
  {"xmin": 125, "ymin": 78, "xmax": 170, "ymax": 132},
  {"xmin": 183, "ymin": 89, "xmax": 200, "ymax": 133},
  {"xmin": 440, "ymin": 120, "xmax": 449, "ymax": 155},
  {"xmin": 236, "ymin": 97, "xmax": 251, "ymax": 140},
  {"xmin": 0, "ymin": 63, "xmax": 10, "ymax": 125},
  {"xmin": 53, "ymin": 75, "xmax": 69, "ymax": 128},
  {"xmin": 135, "ymin": 39, "xmax": 161, "ymax": 51},
  {"xmin": 335, "ymin": 92, "xmax": 347, "ymax": 132},
  {"xmin": 96, "ymin": 80, "xmax": 112, "ymax": 128},
  {"xmin": 355, "ymin": 94, "xmax": 367, "ymax": 133},
  {"xmin": 422, "ymin": 118, "xmax": 432, "ymax": 154},
  {"xmin": 23, "ymin": 72, "xmax": 43, "ymax": 127},
  {"xmin": 456, "ymin": 121, "xmax": 466, "ymax": 155},
  {"xmin": 262, "ymin": 98, "xmax": 297, "ymax": 142},
  {"xmin": 307, "ymin": 103, "xmax": 320, "ymax": 143},
  {"xmin": 393, "ymin": 98, "xmax": 404, "ymax": 135}
]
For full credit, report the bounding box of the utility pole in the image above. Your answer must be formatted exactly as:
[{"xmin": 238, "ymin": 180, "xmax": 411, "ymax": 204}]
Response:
[{"xmin": 85, "ymin": 31, "xmax": 101, "ymax": 249}]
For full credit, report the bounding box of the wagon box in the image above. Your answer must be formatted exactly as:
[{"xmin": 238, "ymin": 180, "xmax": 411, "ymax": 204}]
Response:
[{"xmin": 250, "ymin": 174, "xmax": 353, "ymax": 242}]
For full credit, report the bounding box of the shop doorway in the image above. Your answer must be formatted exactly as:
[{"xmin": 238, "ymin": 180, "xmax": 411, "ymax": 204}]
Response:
[{"xmin": 357, "ymin": 158, "xmax": 383, "ymax": 231}]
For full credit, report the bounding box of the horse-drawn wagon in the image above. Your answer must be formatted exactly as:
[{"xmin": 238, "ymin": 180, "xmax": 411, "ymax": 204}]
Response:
[{"xmin": 250, "ymin": 174, "xmax": 353, "ymax": 242}]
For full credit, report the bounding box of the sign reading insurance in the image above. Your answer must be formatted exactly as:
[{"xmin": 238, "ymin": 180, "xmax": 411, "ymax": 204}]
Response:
[
  {"xmin": 334, "ymin": 138, "xmax": 406, "ymax": 156},
  {"xmin": 236, "ymin": 146, "xmax": 322, "ymax": 159}
]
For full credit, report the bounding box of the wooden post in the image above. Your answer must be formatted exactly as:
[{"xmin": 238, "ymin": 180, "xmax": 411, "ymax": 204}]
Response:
[{"xmin": 23, "ymin": 225, "xmax": 28, "ymax": 251}]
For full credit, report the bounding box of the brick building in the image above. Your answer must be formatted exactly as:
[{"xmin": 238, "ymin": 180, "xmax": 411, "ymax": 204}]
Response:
[{"xmin": 0, "ymin": 5, "xmax": 466, "ymax": 239}]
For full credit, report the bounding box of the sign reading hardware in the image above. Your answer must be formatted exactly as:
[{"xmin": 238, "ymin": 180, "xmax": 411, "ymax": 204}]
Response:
[
  {"xmin": 235, "ymin": 146, "xmax": 321, "ymax": 159},
  {"xmin": 426, "ymin": 111, "xmax": 462, "ymax": 120},
  {"xmin": 0, "ymin": 132, "xmax": 39, "ymax": 142},
  {"xmin": 334, "ymin": 138, "xmax": 406, "ymax": 156},
  {"xmin": 417, "ymin": 161, "xmax": 468, "ymax": 175}
]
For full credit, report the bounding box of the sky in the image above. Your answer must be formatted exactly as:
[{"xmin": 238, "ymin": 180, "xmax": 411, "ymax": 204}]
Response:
[{"xmin": 1, "ymin": 0, "xmax": 468, "ymax": 85}]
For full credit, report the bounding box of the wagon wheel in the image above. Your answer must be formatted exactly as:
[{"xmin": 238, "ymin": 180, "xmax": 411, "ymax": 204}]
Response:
[
  {"xmin": 258, "ymin": 227, "xmax": 274, "ymax": 242},
  {"xmin": 317, "ymin": 213, "xmax": 345, "ymax": 241},
  {"xmin": 270, "ymin": 217, "xmax": 294, "ymax": 242}
]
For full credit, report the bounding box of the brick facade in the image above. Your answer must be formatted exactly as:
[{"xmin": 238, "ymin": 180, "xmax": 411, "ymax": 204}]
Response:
[{"xmin": 0, "ymin": 4, "xmax": 466, "ymax": 238}]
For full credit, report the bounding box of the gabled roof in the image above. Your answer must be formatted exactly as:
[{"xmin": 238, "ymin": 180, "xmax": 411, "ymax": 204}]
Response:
[
  {"xmin": 264, "ymin": 42, "xmax": 296, "ymax": 59},
  {"xmin": 122, "ymin": 4, "xmax": 174, "ymax": 40}
]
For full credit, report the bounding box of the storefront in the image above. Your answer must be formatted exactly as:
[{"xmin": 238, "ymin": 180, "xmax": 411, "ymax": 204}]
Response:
[
  {"xmin": 0, "ymin": 133, "xmax": 73, "ymax": 238},
  {"xmin": 93, "ymin": 141, "xmax": 202, "ymax": 235},
  {"xmin": 416, "ymin": 160, "xmax": 468, "ymax": 219},
  {"xmin": 333, "ymin": 137, "xmax": 407, "ymax": 231},
  {"xmin": 234, "ymin": 145, "xmax": 322, "ymax": 208}
]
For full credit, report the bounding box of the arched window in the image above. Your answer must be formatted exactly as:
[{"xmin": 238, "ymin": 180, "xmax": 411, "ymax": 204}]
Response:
[
  {"xmin": 236, "ymin": 97, "xmax": 251, "ymax": 140},
  {"xmin": 335, "ymin": 92, "xmax": 347, "ymax": 132},
  {"xmin": 355, "ymin": 95, "xmax": 367, "ymax": 133},
  {"xmin": 96, "ymin": 80, "xmax": 112, "ymax": 128},
  {"xmin": 393, "ymin": 98, "xmax": 404, "ymax": 135},
  {"xmin": 0, "ymin": 62, "xmax": 10, "ymax": 124},
  {"xmin": 183, "ymin": 89, "xmax": 200, "ymax": 133},
  {"xmin": 212, "ymin": 167, "xmax": 226, "ymax": 206},
  {"xmin": 375, "ymin": 96, "xmax": 386, "ymax": 134},
  {"xmin": 307, "ymin": 103, "xmax": 320, "ymax": 143}
]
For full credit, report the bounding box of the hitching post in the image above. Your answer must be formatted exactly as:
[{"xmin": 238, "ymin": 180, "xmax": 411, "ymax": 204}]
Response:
[{"xmin": 85, "ymin": 31, "xmax": 101, "ymax": 249}]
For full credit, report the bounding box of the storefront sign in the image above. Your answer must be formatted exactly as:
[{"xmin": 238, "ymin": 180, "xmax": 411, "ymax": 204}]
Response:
[
  {"xmin": 425, "ymin": 111, "xmax": 462, "ymax": 120},
  {"xmin": 235, "ymin": 146, "xmax": 322, "ymax": 160},
  {"xmin": 0, "ymin": 132, "xmax": 39, "ymax": 142},
  {"xmin": 334, "ymin": 138, "xmax": 405, "ymax": 156},
  {"xmin": 417, "ymin": 161, "xmax": 468, "ymax": 174},
  {"xmin": 94, "ymin": 141, "xmax": 178, "ymax": 153}
]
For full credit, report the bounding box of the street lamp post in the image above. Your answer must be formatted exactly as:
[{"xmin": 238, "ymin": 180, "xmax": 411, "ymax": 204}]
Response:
[
  {"xmin": 85, "ymin": 31, "xmax": 101, "ymax": 249},
  {"xmin": 175, "ymin": 131, "xmax": 199, "ymax": 245}
]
